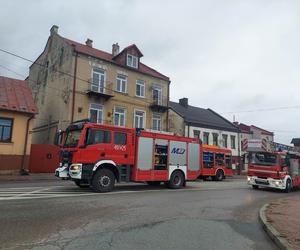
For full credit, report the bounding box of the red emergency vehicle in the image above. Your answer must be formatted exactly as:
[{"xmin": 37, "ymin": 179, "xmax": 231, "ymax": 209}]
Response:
[
  {"xmin": 245, "ymin": 139, "xmax": 300, "ymax": 192},
  {"xmin": 200, "ymin": 145, "xmax": 233, "ymax": 181},
  {"xmin": 55, "ymin": 121, "xmax": 201, "ymax": 192}
]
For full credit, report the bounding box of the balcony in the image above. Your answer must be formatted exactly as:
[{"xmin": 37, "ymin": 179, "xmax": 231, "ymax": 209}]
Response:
[
  {"xmin": 149, "ymin": 96, "xmax": 168, "ymax": 112},
  {"xmin": 86, "ymin": 81, "xmax": 114, "ymax": 100}
]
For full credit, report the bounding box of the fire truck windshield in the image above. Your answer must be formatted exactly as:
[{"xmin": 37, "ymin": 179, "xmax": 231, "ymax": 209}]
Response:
[
  {"xmin": 249, "ymin": 152, "xmax": 278, "ymax": 166},
  {"xmin": 64, "ymin": 129, "xmax": 82, "ymax": 148}
]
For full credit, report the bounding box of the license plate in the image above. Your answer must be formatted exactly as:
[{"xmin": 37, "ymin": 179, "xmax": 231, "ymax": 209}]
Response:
[{"xmin": 255, "ymin": 179, "xmax": 269, "ymax": 185}]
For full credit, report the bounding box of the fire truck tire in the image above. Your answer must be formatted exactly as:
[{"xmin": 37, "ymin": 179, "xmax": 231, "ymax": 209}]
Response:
[
  {"xmin": 214, "ymin": 170, "xmax": 224, "ymax": 181},
  {"xmin": 167, "ymin": 171, "xmax": 185, "ymax": 189},
  {"xmin": 252, "ymin": 185, "xmax": 259, "ymax": 189},
  {"xmin": 146, "ymin": 181, "xmax": 161, "ymax": 186},
  {"xmin": 285, "ymin": 179, "xmax": 292, "ymax": 193},
  {"xmin": 92, "ymin": 169, "xmax": 115, "ymax": 193},
  {"xmin": 74, "ymin": 180, "xmax": 89, "ymax": 188}
]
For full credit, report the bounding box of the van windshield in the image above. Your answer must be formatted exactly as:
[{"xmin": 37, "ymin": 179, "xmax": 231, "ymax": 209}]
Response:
[
  {"xmin": 249, "ymin": 152, "xmax": 278, "ymax": 166},
  {"xmin": 64, "ymin": 129, "xmax": 82, "ymax": 148}
]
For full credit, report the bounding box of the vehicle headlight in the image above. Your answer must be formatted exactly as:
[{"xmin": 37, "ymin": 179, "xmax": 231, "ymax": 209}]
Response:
[
  {"xmin": 247, "ymin": 176, "xmax": 251, "ymax": 182},
  {"xmin": 70, "ymin": 164, "xmax": 82, "ymax": 171}
]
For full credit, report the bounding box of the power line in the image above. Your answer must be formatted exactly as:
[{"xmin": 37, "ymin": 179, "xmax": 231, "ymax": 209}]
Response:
[
  {"xmin": 221, "ymin": 105, "xmax": 300, "ymax": 114},
  {"xmin": 0, "ymin": 47, "xmax": 166, "ymax": 107}
]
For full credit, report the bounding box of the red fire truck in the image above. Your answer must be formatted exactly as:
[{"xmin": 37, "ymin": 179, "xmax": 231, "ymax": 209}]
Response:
[
  {"xmin": 200, "ymin": 145, "xmax": 233, "ymax": 181},
  {"xmin": 55, "ymin": 121, "xmax": 201, "ymax": 192},
  {"xmin": 245, "ymin": 139, "xmax": 300, "ymax": 192}
]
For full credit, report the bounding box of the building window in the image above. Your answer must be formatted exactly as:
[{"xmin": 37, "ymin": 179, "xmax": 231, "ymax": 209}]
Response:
[
  {"xmin": 134, "ymin": 110, "xmax": 146, "ymax": 128},
  {"xmin": 193, "ymin": 130, "xmax": 200, "ymax": 139},
  {"xmin": 213, "ymin": 133, "xmax": 219, "ymax": 146},
  {"xmin": 152, "ymin": 113, "xmax": 161, "ymax": 131},
  {"xmin": 89, "ymin": 103, "xmax": 103, "ymax": 123},
  {"xmin": 231, "ymin": 135, "xmax": 236, "ymax": 149},
  {"xmin": 136, "ymin": 80, "xmax": 145, "ymax": 97},
  {"xmin": 114, "ymin": 107, "xmax": 126, "ymax": 127},
  {"xmin": 127, "ymin": 54, "xmax": 138, "ymax": 68},
  {"xmin": 116, "ymin": 74, "xmax": 127, "ymax": 93},
  {"xmin": 152, "ymin": 85, "xmax": 162, "ymax": 105},
  {"xmin": 203, "ymin": 132, "xmax": 209, "ymax": 144},
  {"xmin": 0, "ymin": 118, "xmax": 13, "ymax": 142},
  {"xmin": 92, "ymin": 68, "xmax": 105, "ymax": 93},
  {"xmin": 222, "ymin": 134, "xmax": 228, "ymax": 148}
]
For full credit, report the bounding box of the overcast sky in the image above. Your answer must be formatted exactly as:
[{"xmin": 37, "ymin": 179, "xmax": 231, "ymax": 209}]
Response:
[{"xmin": 1, "ymin": 0, "xmax": 300, "ymax": 144}]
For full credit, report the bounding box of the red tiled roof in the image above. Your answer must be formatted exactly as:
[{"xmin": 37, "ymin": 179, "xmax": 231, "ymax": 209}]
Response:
[
  {"xmin": 250, "ymin": 125, "xmax": 274, "ymax": 136},
  {"xmin": 62, "ymin": 37, "xmax": 170, "ymax": 81},
  {"xmin": 0, "ymin": 76, "xmax": 38, "ymax": 114}
]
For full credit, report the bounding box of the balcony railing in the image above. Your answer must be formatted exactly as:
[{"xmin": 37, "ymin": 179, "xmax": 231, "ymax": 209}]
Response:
[
  {"xmin": 149, "ymin": 96, "xmax": 168, "ymax": 112},
  {"xmin": 86, "ymin": 80, "xmax": 114, "ymax": 100}
]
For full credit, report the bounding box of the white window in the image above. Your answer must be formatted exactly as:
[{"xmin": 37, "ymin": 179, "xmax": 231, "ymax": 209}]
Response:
[
  {"xmin": 136, "ymin": 80, "xmax": 145, "ymax": 97},
  {"xmin": 127, "ymin": 54, "xmax": 138, "ymax": 68},
  {"xmin": 114, "ymin": 107, "xmax": 126, "ymax": 127},
  {"xmin": 91, "ymin": 68, "xmax": 105, "ymax": 93},
  {"xmin": 152, "ymin": 113, "xmax": 161, "ymax": 131},
  {"xmin": 89, "ymin": 103, "xmax": 103, "ymax": 123},
  {"xmin": 116, "ymin": 74, "xmax": 127, "ymax": 93},
  {"xmin": 134, "ymin": 109, "xmax": 146, "ymax": 128},
  {"xmin": 152, "ymin": 85, "xmax": 162, "ymax": 105},
  {"xmin": 193, "ymin": 130, "xmax": 200, "ymax": 139}
]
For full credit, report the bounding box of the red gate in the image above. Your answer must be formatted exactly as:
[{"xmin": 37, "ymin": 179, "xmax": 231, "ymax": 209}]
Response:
[{"xmin": 29, "ymin": 144, "xmax": 60, "ymax": 173}]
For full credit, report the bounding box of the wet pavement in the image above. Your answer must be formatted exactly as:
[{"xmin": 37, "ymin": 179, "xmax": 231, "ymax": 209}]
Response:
[{"xmin": 0, "ymin": 178, "xmax": 298, "ymax": 250}]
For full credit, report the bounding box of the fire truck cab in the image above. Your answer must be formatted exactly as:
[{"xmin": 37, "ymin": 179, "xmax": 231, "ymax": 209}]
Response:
[
  {"xmin": 246, "ymin": 139, "xmax": 300, "ymax": 192},
  {"xmin": 200, "ymin": 145, "xmax": 233, "ymax": 181},
  {"xmin": 55, "ymin": 121, "xmax": 201, "ymax": 192}
]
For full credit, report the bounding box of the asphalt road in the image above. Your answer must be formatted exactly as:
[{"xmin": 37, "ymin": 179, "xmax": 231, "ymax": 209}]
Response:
[{"xmin": 0, "ymin": 178, "xmax": 298, "ymax": 250}]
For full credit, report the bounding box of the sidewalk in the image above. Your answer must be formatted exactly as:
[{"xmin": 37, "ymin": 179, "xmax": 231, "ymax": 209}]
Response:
[
  {"xmin": 261, "ymin": 196, "xmax": 300, "ymax": 250},
  {"xmin": 0, "ymin": 173, "xmax": 56, "ymax": 182}
]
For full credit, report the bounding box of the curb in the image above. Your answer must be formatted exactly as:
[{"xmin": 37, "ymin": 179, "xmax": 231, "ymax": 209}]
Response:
[{"xmin": 259, "ymin": 203, "xmax": 294, "ymax": 250}]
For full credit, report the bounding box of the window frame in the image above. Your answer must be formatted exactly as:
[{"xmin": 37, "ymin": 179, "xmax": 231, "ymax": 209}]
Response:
[
  {"xmin": 0, "ymin": 117, "xmax": 13, "ymax": 143},
  {"xmin": 193, "ymin": 130, "xmax": 201, "ymax": 139},
  {"xmin": 152, "ymin": 113, "xmax": 161, "ymax": 131},
  {"xmin": 230, "ymin": 135, "xmax": 236, "ymax": 149},
  {"xmin": 136, "ymin": 80, "xmax": 145, "ymax": 97},
  {"xmin": 89, "ymin": 103, "xmax": 103, "ymax": 124},
  {"xmin": 114, "ymin": 106, "xmax": 126, "ymax": 127},
  {"xmin": 203, "ymin": 132, "xmax": 209, "ymax": 145},
  {"xmin": 222, "ymin": 134, "xmax": 228, "ymax": 148},
  {"xmin": 152, "ymin": 85, "xmax": 163, "ymax": 105},
  {"xmin": 91, "ymin": 68, "xmax": 106, "ymax": 93},
  {"xmin": 127, "ymin": 54, "xmax": 138, "ymax": 68},
  {"xmin": 86, "ymin": 129, "xmax": 111, "ymax": 145},
  {"xmin": 116, "ymin": 74, "xmax": 127, "ymax": 93},
  {"xmin": 134, "ymin": 109, "xmax": 146, "ymax": 128},
  {"xmin": 114, "ymin": 132, "xmax": 127, "ymax": 145},
  {"xmin": 212, "ymin": 133, "xmax": 219, "ymax": 146}
]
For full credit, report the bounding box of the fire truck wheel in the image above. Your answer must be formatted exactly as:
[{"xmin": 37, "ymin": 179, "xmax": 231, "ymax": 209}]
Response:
[
  {"xmin": 92, "ymin": 169, "xmax": 115, "ymax": 193},
  {"xmin": 285, "ymin": 179, "xmax": 292, "ymax": 193},
  {"xmin": 74, "ymin": 180, "xmax": 89, "ymax": 188},
  {"xmin": 146, "ymin": 181, "xmax": 161, "ymax": 186},
  {"xmin": 214, "ymin": 170, "xmax": 224, "ymax": 181},
  {"xmin": 168, "ymin": 171, "xmax": 185, "ymax": 189}
]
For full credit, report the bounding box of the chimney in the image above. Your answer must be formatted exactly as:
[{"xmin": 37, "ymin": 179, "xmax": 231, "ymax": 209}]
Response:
[
  {"xmin": 50, "ymin": 25, "xmax": 59, "ymax": 35},
  {"xmin": 112, "ymin": 43, "xmax": 120, "ymax": 56},
  {"xmin": 179, "ymin": 98, "xmax": 188, "ymax": 108},
  {"xmin": 85, "ymin": 38, "xmax": 93, "ymax": 47}
]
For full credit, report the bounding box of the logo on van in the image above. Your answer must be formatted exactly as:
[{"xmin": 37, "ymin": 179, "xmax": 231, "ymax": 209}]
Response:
[{"xmin": 171, "ymin": 148, "xmax": 186, "ymax": 154}]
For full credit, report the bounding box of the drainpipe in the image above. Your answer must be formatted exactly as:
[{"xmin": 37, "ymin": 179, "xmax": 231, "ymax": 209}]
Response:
[
  {"xmin": 20, "ymin": 114, "xmax": 34, "ymax": 175},
  {"xmin": 237, "ymin": 128, "xmax": 241, "ymax": 175},
  {"xmin": 71, "ymin": 52, "xmax": 78, "ymax": 123},
  {"xmin": 166, "ymin": 80, "xmax": 170, "ymax": 131}
]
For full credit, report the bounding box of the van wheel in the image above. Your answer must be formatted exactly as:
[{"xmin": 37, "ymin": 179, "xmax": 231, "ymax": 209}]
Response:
[
  {"xmin": 74, "ymin": 180, "xmax": 89, "ymax": 188},
  {"xmin": 214, "ymin": 170, "xmax": 224, "ymax": 181},
  {"xmin": 92, "ymin": 169, "xmax": 115, "ymax": 193},
  {"xmin": 285, "ymin": 179, "xmax": 292, "ymax": 193},
  {"xmin": 252, "ymin": 185, "xmax": 259, "ymax": 189},
  {"xmin": 168, "ymin": 171, "xmax": 185, "ymax": 189}
]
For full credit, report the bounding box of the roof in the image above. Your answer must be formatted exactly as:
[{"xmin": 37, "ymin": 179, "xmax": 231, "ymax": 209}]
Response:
[
  {"xmin": 238, "ymin": 123, "xmax": 274, "ymax": 136},
  {"xmin": 169, "ymin": 101, "xmax": 238, "ymax": 132},
  {"xmin": 0, "ymin": 76, "xmax": 38, "ymax": 114},
  {"xmin": 62, "ymin": 37, "xmax": 169, "ymax": 81},
  {"xmin": 291, "ymin": 138, "xmax": 300, "ymax": 144}
]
